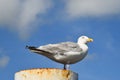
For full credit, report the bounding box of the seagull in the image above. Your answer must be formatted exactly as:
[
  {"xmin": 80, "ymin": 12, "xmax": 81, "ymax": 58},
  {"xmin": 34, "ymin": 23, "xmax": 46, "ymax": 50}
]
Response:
[{"xmin": 26, "ymin": 36, "xmax": 93, "ymax": 69}]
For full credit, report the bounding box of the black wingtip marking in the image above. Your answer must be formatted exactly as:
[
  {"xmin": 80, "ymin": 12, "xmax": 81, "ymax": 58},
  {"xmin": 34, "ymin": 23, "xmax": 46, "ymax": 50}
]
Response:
[{"xmin": 26, "ymin": 45, "xmax": 36, "ymax": 50}]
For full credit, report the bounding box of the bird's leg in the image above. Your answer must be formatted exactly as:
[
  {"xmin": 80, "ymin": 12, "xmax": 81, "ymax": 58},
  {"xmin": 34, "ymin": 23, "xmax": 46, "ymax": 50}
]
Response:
[
  {"xmin": 64, "ymin": 64, "xmax": 66, "ymax": 69},
  {"xmin": 64, "ymin": 64, "xmax": 70, "ymax": 70}
]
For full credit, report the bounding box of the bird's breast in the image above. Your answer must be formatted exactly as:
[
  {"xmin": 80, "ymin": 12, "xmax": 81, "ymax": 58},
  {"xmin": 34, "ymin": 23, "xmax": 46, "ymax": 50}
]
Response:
[{"xmin": 52, "ymin": 51, "xmax": 87, "ymax": 64}]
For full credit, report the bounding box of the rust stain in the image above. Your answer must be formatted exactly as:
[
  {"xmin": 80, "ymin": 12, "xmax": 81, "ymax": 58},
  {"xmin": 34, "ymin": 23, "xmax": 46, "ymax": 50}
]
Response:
[
  {"xmin": 16, "ymin": 68, "xmax": 72, "ymax": 79},
  {"xmin": 22, "ymin": 74, "xmax": 27, "ymax": 78},
  {"xmin": 62, "ymin": 70, "xmax": 71, "ymax": 79},
  {"xmin": 15, "ymin": 68, "xmax": 78, "ymax": 80}
]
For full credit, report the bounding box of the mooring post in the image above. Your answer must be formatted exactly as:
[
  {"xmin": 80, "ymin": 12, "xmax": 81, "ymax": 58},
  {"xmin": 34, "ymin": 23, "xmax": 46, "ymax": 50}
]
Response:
[{"xmin": 15, "ymin": 68, "xmax": 78, "ymax": 80}]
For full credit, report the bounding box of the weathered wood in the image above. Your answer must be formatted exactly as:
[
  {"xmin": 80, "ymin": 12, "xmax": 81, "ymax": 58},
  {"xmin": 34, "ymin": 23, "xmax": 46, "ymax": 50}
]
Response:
[{"xmin": 15, "ymin": 68, "xmax": 78, "ymax": 80}]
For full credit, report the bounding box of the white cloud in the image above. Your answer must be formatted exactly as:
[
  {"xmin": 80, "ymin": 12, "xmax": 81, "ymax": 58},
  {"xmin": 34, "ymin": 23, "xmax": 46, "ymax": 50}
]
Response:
[
  {"xmin": 0, "ymin": 0, "xmax": 20, "ymax": 24},
  {"xmin": 0, "ymin": 48, "xmax": 10, "ymax": 68},
  {"xmin": 17, "ymin": 0, "xmax": 52, "ymax": 39},
  {"xmin": 0, "ymin": 0, "xmax": 52, "ymax": 39},
  {"xmin": 0, "ymin": 56, "xmax": 10, "ymax": 68},
  {"xmin": 65, "ymin": 0, "xmax": 120, "ymax": 18},
  {"xmin": 85, "ymin": 53, "xmax": 97, "ymax": 61},
  {"xmin": 104, "ymin": 34, "xmax": 116, "ymax": 52}
]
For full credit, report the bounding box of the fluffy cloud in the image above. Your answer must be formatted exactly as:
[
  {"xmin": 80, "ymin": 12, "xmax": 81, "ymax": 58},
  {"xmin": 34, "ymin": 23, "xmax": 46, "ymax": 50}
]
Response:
[
  {"xmin": 85, "ymin": 53, "xmax": 97, "ymax": 61},
  {"xmin": 0, "ymin": 56, "xmax": 10, "ymax": 68},
  {"xmin": 0, "ymin": 0, "xmax": 20, "ymax": 24},
  {"xmin": 17, "ymin": 0, "xmax": 52, "ymax": 39},
  {"xmin": 0, "ymin": 0, "xmax": 52, "ymax": 39},
  {"xmin": 65, "ymin": 0, "xmax": 120, "ymax": 18},
  {"xmin": 1, "ymin": 0, "xmax": 120, "ymax": 39},
  {"xmin": 0, "ymin": 49, "xmax": 10, "ymax": 68}
]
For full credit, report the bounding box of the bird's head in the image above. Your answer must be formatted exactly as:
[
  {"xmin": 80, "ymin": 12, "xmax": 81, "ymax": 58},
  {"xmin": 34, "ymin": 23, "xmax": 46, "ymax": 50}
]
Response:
[{"xmin": 77, "ymin": 36, "xmax": 93, "ymax": 44}]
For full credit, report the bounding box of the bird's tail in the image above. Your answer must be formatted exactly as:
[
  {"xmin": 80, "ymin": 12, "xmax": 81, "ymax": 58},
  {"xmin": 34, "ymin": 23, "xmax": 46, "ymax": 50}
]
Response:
[
  {"xmin": 26, "ymin": 45, "xmax": 52, "ymax": 57},
  {"xmin": 26, "ymin": 45, "xmax": 36, "ymax": 50},
  {"xmin": 26, "ymin": 45, "xmax": 38, "ymax": 53}
]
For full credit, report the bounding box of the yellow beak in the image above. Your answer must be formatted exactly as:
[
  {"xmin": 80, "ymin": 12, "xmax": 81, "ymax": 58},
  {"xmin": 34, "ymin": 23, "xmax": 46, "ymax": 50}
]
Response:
[{"xmin": 87, "ymin": 38, "xmax": 93, "ymax": 42}]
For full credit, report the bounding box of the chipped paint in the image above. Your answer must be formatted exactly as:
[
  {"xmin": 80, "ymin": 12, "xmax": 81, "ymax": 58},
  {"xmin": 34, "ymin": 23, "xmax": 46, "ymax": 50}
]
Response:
[{"xmin": 15, "ymin": 68, "xmax": 78, "ymax": 80}]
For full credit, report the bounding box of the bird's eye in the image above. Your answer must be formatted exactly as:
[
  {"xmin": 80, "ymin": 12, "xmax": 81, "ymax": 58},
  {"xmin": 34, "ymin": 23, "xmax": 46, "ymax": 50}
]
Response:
[{"xmin": 82, "ymin": 36, "xmax": 85, "ymax": 39}]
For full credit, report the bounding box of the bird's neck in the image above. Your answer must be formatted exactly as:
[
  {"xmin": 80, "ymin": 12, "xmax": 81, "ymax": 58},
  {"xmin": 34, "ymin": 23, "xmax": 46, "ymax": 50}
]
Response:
[{"xmin": 78, "ymin": 43, "xmax": 88, "ymax": 52}]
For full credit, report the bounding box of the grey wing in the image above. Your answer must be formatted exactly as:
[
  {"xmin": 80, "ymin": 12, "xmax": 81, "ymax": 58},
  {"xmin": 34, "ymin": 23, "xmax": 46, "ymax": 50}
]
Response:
[
  {"xmin": 57, "ymin": 42, "xmax": 82, "ymax": 52},
  {"xmin": 38, "ymin": 42, "xmax": 82, "ymax": 54}
]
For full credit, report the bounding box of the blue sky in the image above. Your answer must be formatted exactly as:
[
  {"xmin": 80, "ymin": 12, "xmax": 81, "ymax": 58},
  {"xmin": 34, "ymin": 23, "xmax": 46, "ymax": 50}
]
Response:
[{"xmin": 0, "ymin": 0, "xmax": 120, "ymax": 80}]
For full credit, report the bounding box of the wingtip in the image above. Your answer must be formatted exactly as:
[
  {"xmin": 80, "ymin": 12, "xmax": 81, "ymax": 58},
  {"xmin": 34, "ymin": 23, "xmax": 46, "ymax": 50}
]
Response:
[
  {"xmin": 26, "ymin": 45, "xmax": 30, "ymax": 49},
  {"xmin": 26, "ymin": 45, "xmax": 29, "ymax": 49},
  {"xmin": 25, "ymin": 45, "xmax": 36, "ymax": 50}
]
